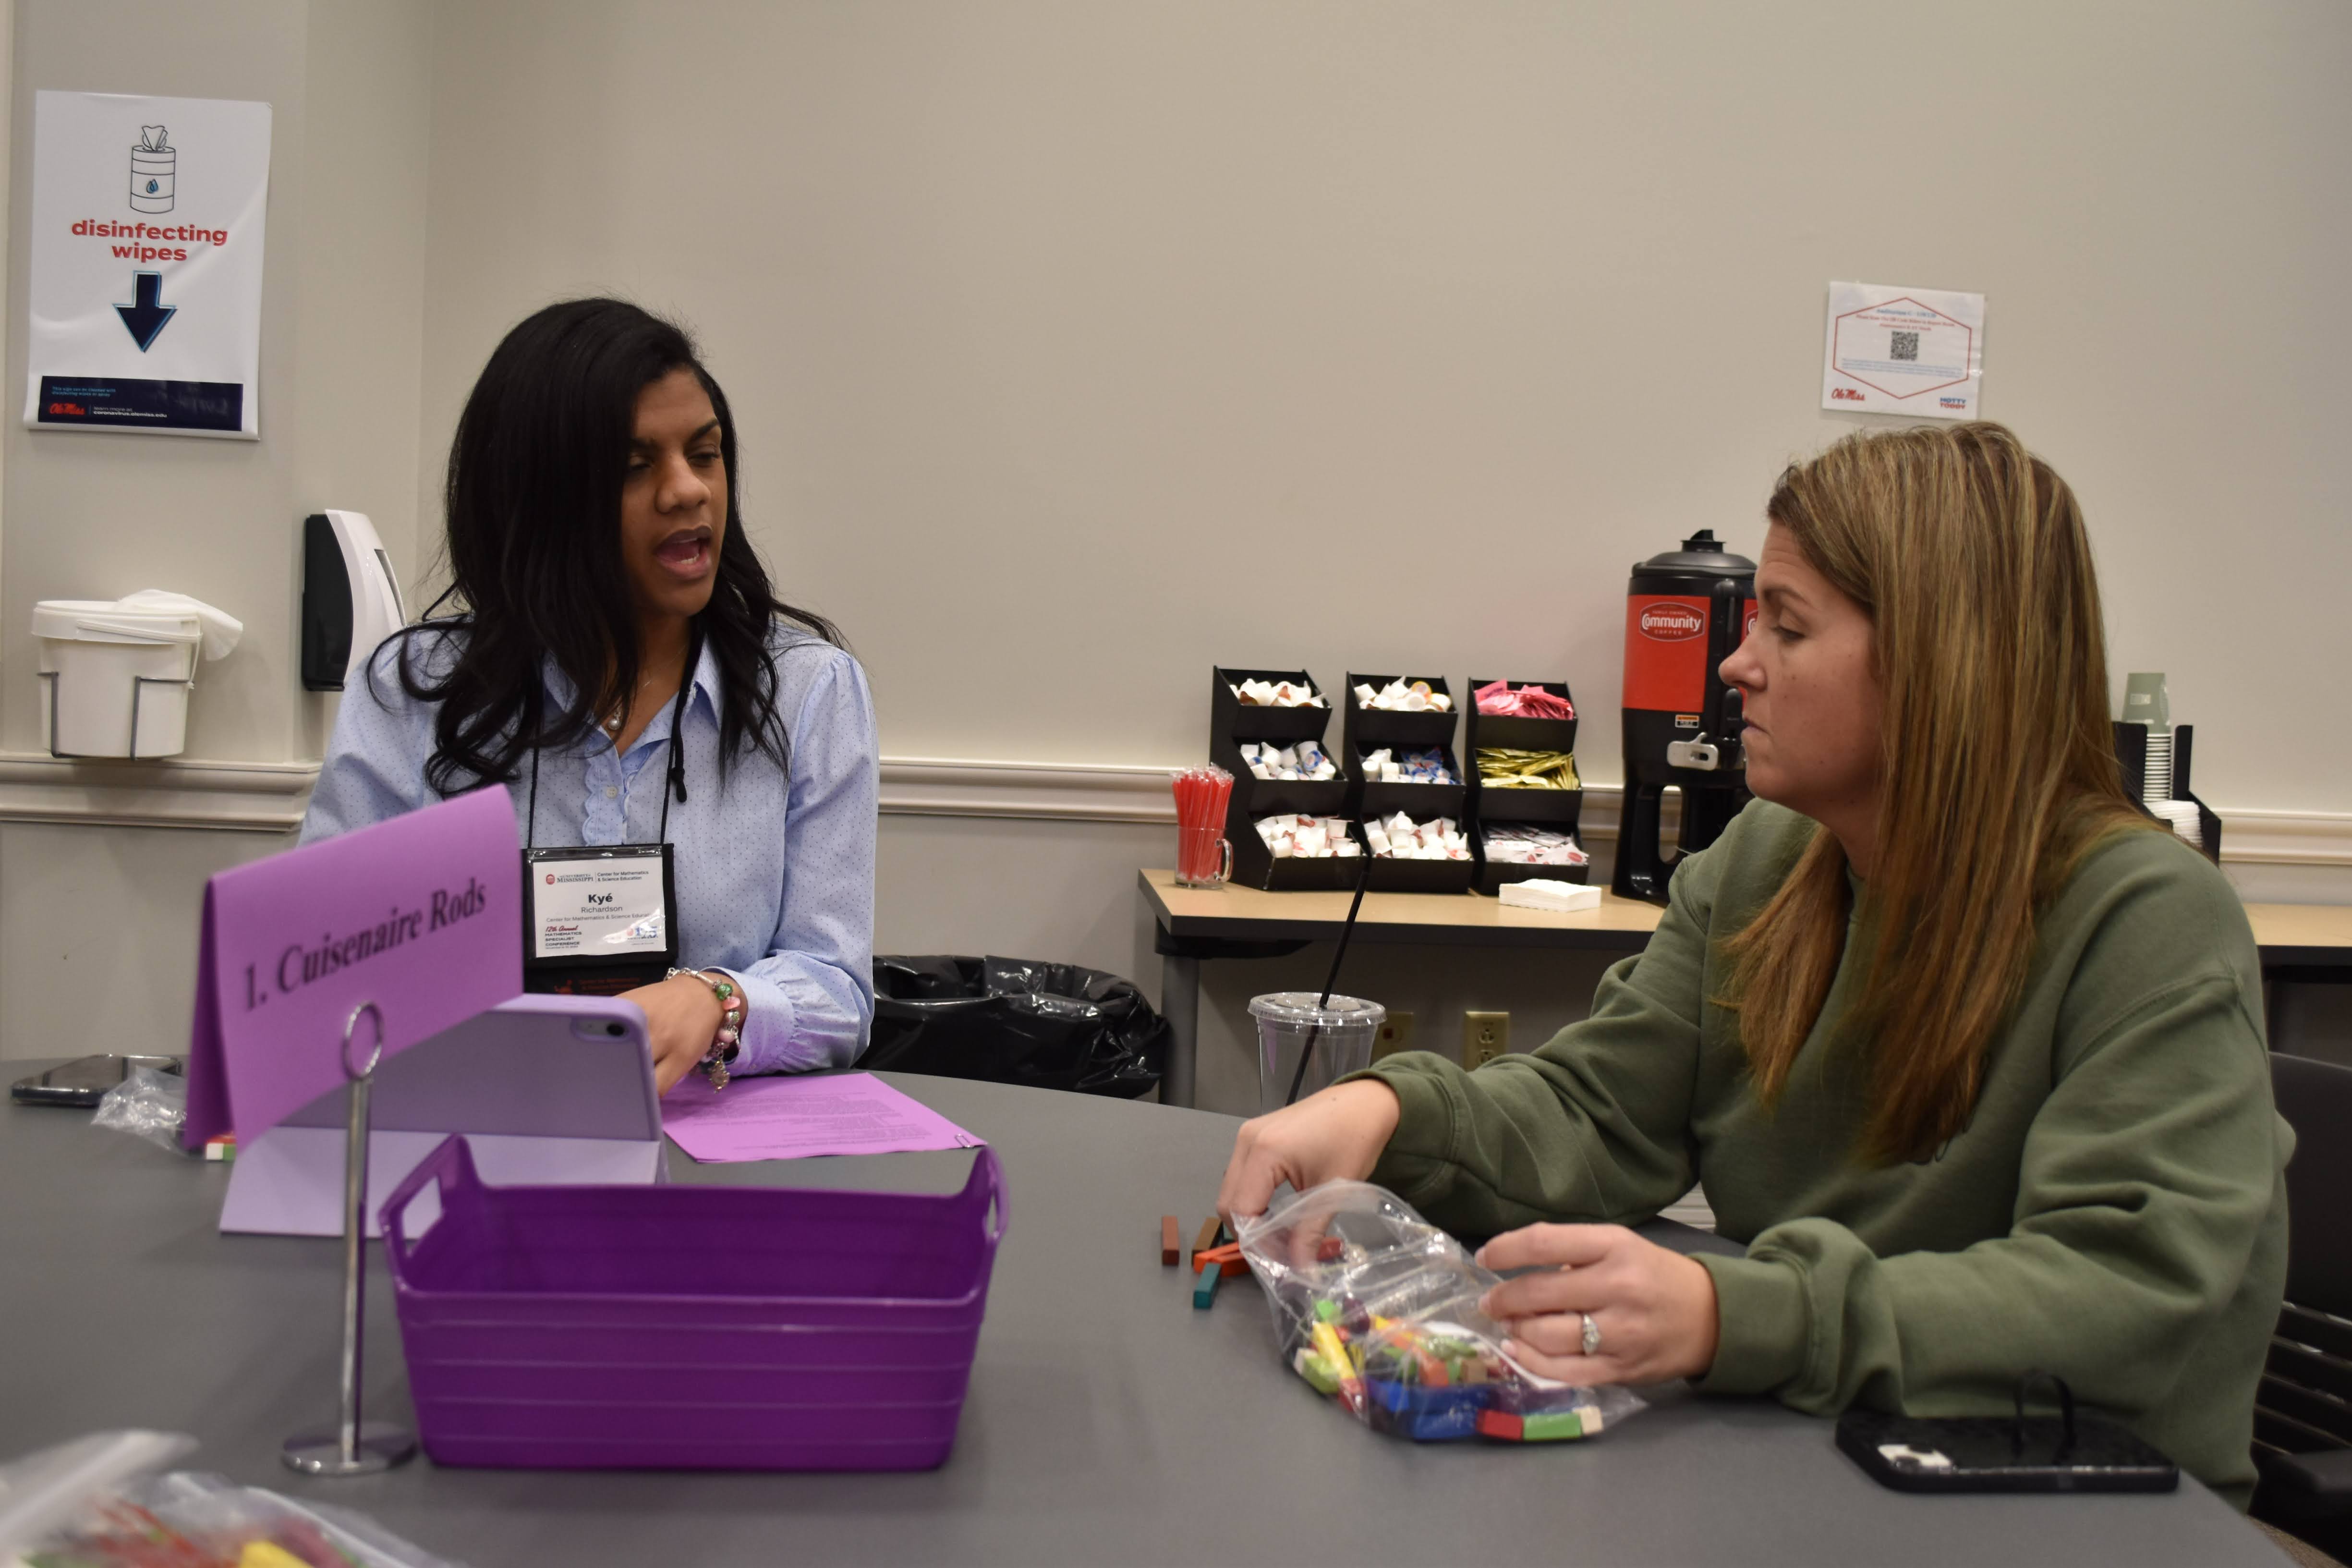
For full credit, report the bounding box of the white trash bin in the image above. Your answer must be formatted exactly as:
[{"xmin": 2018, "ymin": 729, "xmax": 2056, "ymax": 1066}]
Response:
[{"xmin": 35, "ymin": 591, "xmax": 242, "ymax": 758}]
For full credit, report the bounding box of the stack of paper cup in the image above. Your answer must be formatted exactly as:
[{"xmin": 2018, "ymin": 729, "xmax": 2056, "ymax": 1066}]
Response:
[
  {"xmin": 2122, "ymin": 672, "xmax": 2173, "ymax": 807},
  {"xmin": 2140, "ymin": 730, "xmax": 2172, "ymax": 807},
  {"xmin": 2151, "ymin": 801, "xmax": 2202, "ymax": 846}
]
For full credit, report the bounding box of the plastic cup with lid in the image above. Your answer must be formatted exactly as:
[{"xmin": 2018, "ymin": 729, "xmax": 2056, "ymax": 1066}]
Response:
[{"xmin": 1250, "ymin": 992, "xmax": 1386, "ymax": 1117}]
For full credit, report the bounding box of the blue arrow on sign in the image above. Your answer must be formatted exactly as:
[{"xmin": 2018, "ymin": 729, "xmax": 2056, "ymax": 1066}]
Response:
[{"xmin": 116, "ymin": 270, "xmax": 177, "ymax": 352}]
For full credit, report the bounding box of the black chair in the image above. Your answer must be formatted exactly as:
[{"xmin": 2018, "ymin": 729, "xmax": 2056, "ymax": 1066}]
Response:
[{"xmin": 2253, "ymin": 1053, "xmax": 2352, "ymax": 1560}]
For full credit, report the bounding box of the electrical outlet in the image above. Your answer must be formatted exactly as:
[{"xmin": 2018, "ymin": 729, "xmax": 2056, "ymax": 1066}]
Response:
[
  {"xmin": 1463, "ymin": 1011, "xmax": 1510, "ymax": 1068},
  {"xmin": 1374, "ymin": 1010, "xmax": 1417, "ymax": 1060}
]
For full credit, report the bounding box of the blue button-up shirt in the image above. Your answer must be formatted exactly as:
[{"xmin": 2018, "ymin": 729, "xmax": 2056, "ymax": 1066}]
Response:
[{"xmin": 300, "ymin": 627, "xmax": 878, "ymax": 1074}]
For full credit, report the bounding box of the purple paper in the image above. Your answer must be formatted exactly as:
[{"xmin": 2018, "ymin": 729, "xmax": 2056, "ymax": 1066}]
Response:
[
  {"xmin": 661, "ymin": 1071, "xmax": 986, "ymax": 1162},
  {"xmin": 183, "ymin": 787, "xmax": 523, "ymax": 1148}
]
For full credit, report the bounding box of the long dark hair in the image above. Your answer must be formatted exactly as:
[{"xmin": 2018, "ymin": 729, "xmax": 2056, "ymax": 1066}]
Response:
[{"xmin": 385, "ymin": 298, "xmax": 842, "ymax": 794}]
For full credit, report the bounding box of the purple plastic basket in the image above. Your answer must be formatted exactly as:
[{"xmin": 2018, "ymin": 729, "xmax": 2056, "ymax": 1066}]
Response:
[{"xmin": 378, "ymin": 1132, "xmax": 1006, "ymax": 1471}]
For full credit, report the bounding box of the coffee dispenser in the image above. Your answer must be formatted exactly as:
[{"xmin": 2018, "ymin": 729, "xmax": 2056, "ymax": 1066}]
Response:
[{"xmin": 1612, "ymin": 530, "xmax": 1757, "ymax": 904}]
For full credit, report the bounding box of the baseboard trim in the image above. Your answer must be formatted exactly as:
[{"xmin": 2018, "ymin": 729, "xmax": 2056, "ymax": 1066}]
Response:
[
  {"xmin": 876, "ymin": 757, "xmax": 1177, "ymax": 823},
  {"xmin": 2212, "ymin": 809, "xmax": 2352, "ymax": 866},
  {"xmin": 3, "ymin": 748, "xmax": 2346, "ymax": 870},
  {"xmin": 875, "ymin": 758, "xmax": 2352, "ymax": 870},
  {"xmin": 872, "ymin": 756, "xmax": 1639, "ymax": 835},
  {"xmin": 0, "ymin": 752, "xmax": 316, "ymax": 832}
]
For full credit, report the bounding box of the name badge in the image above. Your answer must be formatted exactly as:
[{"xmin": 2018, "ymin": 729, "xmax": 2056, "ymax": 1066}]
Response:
[{"xmin": 524, "ymin": 845, "xmax": 677, "ymax": 964}]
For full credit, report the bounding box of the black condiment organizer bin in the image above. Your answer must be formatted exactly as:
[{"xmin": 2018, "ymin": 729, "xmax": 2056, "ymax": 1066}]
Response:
[
  {"xmin": 1364, "ymin": 827, "xmax": 1475, "ymax": 894},
  {"xmin": 2112, "ymin": 720, "xmax": 2222, "ymax": 864},
  {"xmin": 1343, "ymin": 674, "xmax": 1459, "ymax": 758},
  {"xmin": 1352, "ymin": 741, "xmax": 1467, "ymax": 823},
  {"xmin": 1341, "ymin": 674, "xmax": 1468, "ymax": 891},
  {"xmin": 1216, "ymin": 667, "xmax": 1335, "ymax": 745},
  {"xmin": 1212, "ymin": 667, "xmax": 1357, "ymax": 890},
  {"xmin": 1465, "ymin": 678, "xmax": 1588, "ymax": 893},
  {"xmin": 1471, "ymin": 819, "xmax": 1592, "ymax": 893}
]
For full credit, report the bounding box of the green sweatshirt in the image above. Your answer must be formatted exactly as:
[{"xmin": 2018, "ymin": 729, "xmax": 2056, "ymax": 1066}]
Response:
[{"xmin": 1355, "ymin": 800, "xmax": 2289, "ymax": 1504}]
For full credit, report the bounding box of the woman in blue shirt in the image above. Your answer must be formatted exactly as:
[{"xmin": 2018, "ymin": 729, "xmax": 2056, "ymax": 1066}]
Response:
[{"xmin": 302, "ymin": 298, "xmax": 877, "ymax": 1089}]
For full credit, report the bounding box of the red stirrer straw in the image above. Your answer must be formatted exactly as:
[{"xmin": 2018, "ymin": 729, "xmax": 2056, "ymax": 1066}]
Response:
[{"xmin": 1171, "ymin": 765, "xmax": 1233, "ymax": 880}]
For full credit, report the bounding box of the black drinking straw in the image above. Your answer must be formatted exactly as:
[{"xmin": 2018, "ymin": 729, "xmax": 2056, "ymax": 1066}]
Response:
[{"xmin": 1284, "ymin": 839, "xmax": 1376, "ymax": 1106}]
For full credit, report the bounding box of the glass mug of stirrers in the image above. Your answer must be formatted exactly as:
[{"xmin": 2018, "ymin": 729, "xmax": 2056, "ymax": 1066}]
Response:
[{"xmin": 1171, "ymin": 765, "xmax": 1234, "ymax": 889}]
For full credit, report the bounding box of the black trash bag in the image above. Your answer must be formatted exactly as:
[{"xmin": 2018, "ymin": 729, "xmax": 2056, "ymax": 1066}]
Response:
[{"xmin": 861, "ymin": 955, "xmax": 1168, "ymax": 1098}]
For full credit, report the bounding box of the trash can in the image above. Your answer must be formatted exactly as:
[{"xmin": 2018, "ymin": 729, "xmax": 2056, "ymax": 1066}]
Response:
[
  {"xmin": 34, "ymin": 591, "xmax": 242, "ymax": 759},
  {"xmin": 861, "ymin": 956, "xmax": 1170, "ymax": 1099}
]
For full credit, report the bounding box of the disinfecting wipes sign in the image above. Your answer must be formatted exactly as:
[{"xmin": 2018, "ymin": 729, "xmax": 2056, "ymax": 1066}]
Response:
[
  {"xmin": 24, "ymin": 92, "xmax": 271, "ymax": 439},
  {"xmin": 1820, "ymin": 280, "xmax": 1984, "ymax": 421}
]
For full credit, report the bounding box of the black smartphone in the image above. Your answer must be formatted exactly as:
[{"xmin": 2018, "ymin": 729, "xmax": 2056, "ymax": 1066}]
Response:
[
  {"xmin": 1837, "ymin": 1407, "xmax": 2179, "ymax": 1494},
  {"xmin": 10, "ymin": 1054, "xmax": 185, "ymax": 1108}
]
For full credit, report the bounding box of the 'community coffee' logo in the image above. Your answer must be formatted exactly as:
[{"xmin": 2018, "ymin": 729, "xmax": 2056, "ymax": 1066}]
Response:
[{"xmin": 1636, "ymin": 602, "xmax": 1706, "ymax": 642}]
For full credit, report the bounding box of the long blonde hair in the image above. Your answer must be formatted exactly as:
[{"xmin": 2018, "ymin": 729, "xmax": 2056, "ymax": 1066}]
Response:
[{"xmin": 1720, "ymin": 422, "xmax": 2150, "ymax": 1164}]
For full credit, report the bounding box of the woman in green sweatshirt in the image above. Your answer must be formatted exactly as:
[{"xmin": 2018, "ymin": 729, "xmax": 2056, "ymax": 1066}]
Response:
[{"xmin": 1218, "ymin": 421, "xmax": 2289, "ymax": 1504}]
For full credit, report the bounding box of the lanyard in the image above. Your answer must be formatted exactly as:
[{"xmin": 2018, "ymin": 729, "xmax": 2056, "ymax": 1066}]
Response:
[
  {"xmin": 518, "ymin": 631, "xmax": 700, "ymax": 997},
  {"xmin": 524, "ymin": 627, "xmax": 700, "ymax": 851}
]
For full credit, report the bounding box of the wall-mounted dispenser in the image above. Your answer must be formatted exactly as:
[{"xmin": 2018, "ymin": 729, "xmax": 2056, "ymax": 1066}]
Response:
[
  {"xmin": 301, "ymin": 511, "xmax": 406, "ymax": 690},
  {"xmin": 35, "ymin": 590, "xmax": 242, "ymax": 758}
]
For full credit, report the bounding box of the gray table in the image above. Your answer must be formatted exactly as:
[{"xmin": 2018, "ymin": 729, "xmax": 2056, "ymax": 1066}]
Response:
[{"xmin": 0, "ymin": 1067, "xmax": 2283, "ymax": 1567}]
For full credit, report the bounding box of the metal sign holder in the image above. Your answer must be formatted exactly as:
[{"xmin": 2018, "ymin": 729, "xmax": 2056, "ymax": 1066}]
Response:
[{"xmin": 281, "ymin": 1000, "xmax": 418, "ymax": 1476}]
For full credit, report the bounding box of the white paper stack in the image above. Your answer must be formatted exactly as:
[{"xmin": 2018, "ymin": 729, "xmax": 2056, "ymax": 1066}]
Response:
[{"xmin": 1498, "ymin": 879, "xmax": 1602, "ymax": 913}]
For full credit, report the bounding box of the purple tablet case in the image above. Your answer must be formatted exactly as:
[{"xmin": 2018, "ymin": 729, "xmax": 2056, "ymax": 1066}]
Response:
[
  {"xmin": 219, "ymin": 994, "xmax": 663, "ymax": 1237},
  {"xmin": 379, "ymin": 1131, "xmax": 1006, "ymax": 1471}
]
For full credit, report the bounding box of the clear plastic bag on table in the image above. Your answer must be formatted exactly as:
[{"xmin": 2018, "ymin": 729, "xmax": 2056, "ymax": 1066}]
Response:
[
  {"xmin": 0, "ymin": 1430, "xmax": 194, "ymax": 1556},
  {"xmin": 1234, "ymin": 1180, "xmax": 1647, "ymax": 1443},
  {"xmin": 10, "ymin": 1462, "xmax": 463, "ymax": 1568},
  {"xmin": 91, "ymin": 1066, "xmax": 190, "ymax": 1156}
]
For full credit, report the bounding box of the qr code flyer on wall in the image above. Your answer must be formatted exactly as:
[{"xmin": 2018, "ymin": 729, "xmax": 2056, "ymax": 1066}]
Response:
[{"xmin": 1820, "ymin": 280, "xmax": 1985, "ymax": 420}]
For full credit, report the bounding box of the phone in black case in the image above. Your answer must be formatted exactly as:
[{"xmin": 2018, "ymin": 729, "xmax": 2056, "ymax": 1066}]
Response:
[
  {"xmin": 11, "ymin": 1054, "xmax": 184, "ymax": 1108},
  {"xmin": 1837, "ymin": 1374, "xmax": 2179, "ymax": 1495}
]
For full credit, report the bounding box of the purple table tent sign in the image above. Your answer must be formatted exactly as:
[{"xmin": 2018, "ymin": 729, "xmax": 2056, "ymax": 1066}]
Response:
[
  {"xmin": 182, "ymin": 784, "xmax": 523, "ymax": 1479},
  {"xmin": 183, "ymin": 785, "xmax": 522, "ymax": 1151}
]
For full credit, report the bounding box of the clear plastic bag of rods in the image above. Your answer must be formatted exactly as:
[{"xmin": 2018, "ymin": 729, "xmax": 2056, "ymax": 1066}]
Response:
[
  {"xmin": 1234, "ymin": 1180, "xmax": 1648, "ymax": 1443},
  {"xmin": 0, "ymin": 1432, "xmax": 461, "ymax": 1566}
]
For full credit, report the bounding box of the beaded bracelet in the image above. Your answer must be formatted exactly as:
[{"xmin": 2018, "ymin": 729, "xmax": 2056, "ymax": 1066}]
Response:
[{"xmin": 667, "ymin": 967, "xmax": 746, "ymax": 1090}]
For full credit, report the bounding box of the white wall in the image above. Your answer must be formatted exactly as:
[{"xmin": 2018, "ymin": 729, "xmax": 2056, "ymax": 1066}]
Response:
[
  {"xmin": 404, "ymin": 0, "xmax": 2352, "ymax": 1111},
  {"xmin": 6, "ymin": 0, "xmax": 306, "ymax": 763},
  {"xmin": 0, "ymin": 0, "xmax": 433, "ymax": 754},
  {"xmin": 0, "ymin": 0, "xmax": 432, "ymax": 1057},
  {"xmin": 412, "ymin": 0, "xmax": 2352, "ymax": 813},
  {"xmin": 2, "ymin": 1, "xmax": 2348, "ymax": 1100}
]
